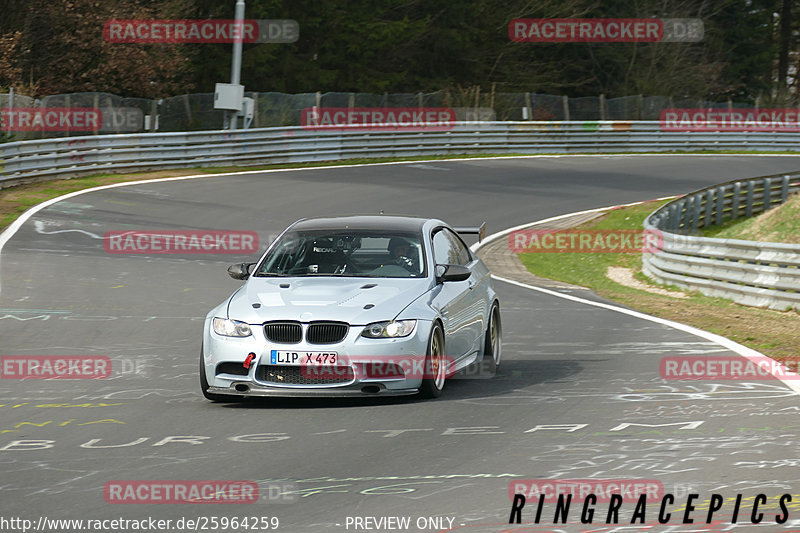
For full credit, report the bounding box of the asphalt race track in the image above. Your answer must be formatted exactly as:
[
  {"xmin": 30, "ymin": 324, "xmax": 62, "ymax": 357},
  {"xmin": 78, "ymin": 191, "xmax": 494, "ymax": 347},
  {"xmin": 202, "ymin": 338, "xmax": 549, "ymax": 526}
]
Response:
[{"xmin": 2, "ymin": 155, "xmax": 800, "ymax": 533}]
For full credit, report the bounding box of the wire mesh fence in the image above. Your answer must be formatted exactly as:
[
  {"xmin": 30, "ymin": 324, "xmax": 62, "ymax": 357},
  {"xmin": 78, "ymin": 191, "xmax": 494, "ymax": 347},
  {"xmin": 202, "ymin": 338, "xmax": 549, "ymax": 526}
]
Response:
[{"xmin": 0, "ymin": 88, "xmax": 760, "ymax": 140}]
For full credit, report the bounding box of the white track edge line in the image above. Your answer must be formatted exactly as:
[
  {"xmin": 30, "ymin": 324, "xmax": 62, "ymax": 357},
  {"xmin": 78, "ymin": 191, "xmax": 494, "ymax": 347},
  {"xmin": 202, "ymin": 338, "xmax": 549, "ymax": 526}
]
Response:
[{"xmin": 474, "ymin": 206, "xmax": 800, "ymax": 396}]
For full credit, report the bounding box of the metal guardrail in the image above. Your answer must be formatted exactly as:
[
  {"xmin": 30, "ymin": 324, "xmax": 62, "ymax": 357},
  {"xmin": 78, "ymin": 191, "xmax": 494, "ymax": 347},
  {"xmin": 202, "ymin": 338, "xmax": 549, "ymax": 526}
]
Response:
[
  {"xmin": 643, "ymin": 173, "xmax": 800, "ymax": 311},
  {"xmin": 6, "ymin": 121, "xmax": 800, "ymax": 186}
]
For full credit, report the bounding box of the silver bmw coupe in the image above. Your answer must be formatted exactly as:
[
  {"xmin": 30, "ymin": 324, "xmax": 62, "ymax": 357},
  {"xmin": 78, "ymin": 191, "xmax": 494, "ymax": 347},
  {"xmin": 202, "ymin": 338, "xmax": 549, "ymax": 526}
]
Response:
[{"xmin": 200, "ymin": 215, "xmax": 501, "ymax": 401}]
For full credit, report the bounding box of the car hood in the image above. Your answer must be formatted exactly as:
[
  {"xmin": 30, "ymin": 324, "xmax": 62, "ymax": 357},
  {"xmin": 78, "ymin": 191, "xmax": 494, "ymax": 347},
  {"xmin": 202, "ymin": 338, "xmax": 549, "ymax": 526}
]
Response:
[{"xmin": 227, "ymin": 277, "xmax": 433, "ymax": 325}]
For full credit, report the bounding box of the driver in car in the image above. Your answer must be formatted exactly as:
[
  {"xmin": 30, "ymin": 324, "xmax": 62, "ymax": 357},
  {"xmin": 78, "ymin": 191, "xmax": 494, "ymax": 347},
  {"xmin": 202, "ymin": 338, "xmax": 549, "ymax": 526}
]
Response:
[{"xmin": 387, "ymin": 237, "xmax": 417, "ymax": 272}]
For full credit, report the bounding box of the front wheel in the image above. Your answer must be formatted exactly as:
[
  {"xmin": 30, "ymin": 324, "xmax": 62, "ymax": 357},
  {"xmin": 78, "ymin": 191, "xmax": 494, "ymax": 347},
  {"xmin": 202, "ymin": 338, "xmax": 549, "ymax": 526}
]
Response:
[{"xmin": 418, "ymin": 323, "xmax": 446, "ymax": 399}]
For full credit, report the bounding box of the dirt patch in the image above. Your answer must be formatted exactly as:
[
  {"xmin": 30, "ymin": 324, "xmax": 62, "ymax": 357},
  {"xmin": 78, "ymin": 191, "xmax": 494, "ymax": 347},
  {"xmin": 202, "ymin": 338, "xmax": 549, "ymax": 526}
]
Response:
[{"xmin": 606, "ymin": 266, "xmax": 688, "ymax": 298}]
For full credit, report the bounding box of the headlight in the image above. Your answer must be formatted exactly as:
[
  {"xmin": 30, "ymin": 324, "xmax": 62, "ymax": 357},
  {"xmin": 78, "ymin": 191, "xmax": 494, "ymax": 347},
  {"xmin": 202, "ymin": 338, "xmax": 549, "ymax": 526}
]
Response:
[
  {"xmin": 212, "ymin": 317, "xmax": 252, "ymax": 337},
  {"xmin": 361, "ymin": 320, "xmax": 416, "ymax": 338}
]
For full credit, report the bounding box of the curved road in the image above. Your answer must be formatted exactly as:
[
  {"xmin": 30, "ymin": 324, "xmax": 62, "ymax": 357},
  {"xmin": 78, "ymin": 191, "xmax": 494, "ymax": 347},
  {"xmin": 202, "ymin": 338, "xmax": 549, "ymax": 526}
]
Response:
[{"xmin": 2, "ymin": 155, "xmax": 800, "ymax": 532}]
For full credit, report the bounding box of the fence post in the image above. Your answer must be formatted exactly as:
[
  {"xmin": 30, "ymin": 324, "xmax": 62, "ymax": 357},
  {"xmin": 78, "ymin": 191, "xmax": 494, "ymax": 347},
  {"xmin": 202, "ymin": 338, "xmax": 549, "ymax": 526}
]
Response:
[
  {"xmin": 252, "ymin": 92, "xmax": 259, "ymax": 128},
  {"xmin": 562, "ymin": 95, "xmax": 569, "ymax": 121},
  {"xmin": 149, "ymin": 99, "xmax": 158, "ymax": 132},
  {"xmin": 599, "ymin": 93, "xmax": 606, "ymax": 120},
  {"xmin": 93, "ymin": 94, "xmax": 100, "ymax": 135},
  {"xmin": 183, "ymin": 94, "xmax": 192, "ymax": 128},
  {"xmin": 524, "ymin": 92, "xmax": 532, "ymax": 120},
  {"xmin": 65, "ymin": 94, "xmax": 71, "ymax": 138}
]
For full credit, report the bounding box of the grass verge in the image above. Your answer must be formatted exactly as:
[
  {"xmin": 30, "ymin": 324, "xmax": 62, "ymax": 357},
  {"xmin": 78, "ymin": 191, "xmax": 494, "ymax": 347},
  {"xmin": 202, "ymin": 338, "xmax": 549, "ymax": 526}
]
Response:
[{"xmin": 517, "ymin": 199, "xmax": 800, "ymax": 361}]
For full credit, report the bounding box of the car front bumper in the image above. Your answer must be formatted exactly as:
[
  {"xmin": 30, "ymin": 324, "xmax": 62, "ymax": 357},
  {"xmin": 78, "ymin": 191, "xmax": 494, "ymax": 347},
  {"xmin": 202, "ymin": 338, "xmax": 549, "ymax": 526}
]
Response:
[{"xmin": 202, "ymin": 318, "xmax": 431, "ymax": 397}]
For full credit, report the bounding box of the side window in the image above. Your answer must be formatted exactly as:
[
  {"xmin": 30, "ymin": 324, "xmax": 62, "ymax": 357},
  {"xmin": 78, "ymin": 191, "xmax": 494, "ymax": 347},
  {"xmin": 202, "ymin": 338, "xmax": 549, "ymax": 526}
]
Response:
[
  {"xmin": 448, "ymin": 230, "xmax": 472, "ymax": 266},
  {"xmin": 432, "ymin": 229, "xmax": 472, "ymax": 266}
]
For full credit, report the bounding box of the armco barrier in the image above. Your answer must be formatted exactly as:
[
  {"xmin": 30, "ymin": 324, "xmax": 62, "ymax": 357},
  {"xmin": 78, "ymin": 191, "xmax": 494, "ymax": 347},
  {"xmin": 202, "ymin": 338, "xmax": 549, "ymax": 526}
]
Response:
[
  {"xmin": 6, "ymin": 121, "xmax": 800, "ymax": 186},
  {"xmin": 643, "ymin": 173, "xmax": 800, "ymax": 311}
]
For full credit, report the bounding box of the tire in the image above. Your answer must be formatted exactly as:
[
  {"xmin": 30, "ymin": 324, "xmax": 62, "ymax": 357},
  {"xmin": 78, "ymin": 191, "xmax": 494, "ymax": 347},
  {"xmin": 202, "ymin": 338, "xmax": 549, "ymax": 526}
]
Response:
[
  {"xmin": 483, "ymin": 303, "xmax": 502, "ymax": 372},
  {"xmin": 199, "ymin": 345, "xmax": 243, "ymax": 402},
  {"xmin": 418, "ymin": 323, "xmax": 447, "ymax": 399}
]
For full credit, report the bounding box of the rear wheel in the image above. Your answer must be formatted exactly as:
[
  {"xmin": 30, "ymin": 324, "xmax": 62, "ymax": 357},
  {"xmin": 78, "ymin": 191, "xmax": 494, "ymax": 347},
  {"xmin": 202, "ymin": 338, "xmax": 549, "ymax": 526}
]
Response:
[
  {"xmin": 418, "ymin": 323, "xmax": 446, "ymax": 399},
  {"xmin": 200, "ymin": 345, "xmax": 243, "ymax": 402},
  {"xmin": 483, "ymin": 303, "xmax": 501, "ymax": 372}
]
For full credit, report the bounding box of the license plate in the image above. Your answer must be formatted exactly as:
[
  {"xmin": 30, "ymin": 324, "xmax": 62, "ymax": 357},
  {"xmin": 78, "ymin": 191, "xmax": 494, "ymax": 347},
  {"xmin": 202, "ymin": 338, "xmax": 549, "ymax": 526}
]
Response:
[{"xmin": 269, "ymin": 350, "xmax": 338, "ymax": 366}]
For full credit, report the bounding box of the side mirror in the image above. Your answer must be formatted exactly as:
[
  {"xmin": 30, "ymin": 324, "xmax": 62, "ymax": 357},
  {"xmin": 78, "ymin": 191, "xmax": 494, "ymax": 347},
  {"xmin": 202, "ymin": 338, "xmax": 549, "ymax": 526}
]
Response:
[
  {"xmin": 436, "ymin": 264, "xmax": 471, "ymax": 283},
  {"xmin": 227, "ymin": 263, "xmax": 255, "ymax": 280}
]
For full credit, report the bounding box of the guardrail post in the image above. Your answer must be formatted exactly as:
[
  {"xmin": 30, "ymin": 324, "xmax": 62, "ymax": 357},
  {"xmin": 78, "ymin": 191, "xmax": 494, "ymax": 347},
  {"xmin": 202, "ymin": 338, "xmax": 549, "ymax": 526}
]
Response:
[
  {"xmin": 745, "ymin": 180, "xmax": 755, "ymax": 218},
  {"xmin": 690, "ymin": 195, "xmax": 701, "ymax": 233},
  {"xmin": 680, "ymin": 199, "xmax": 691, "ymax": 232},
  {"xmin": 669, "ymin": 203, "xmax": 681, "ymax": 232},
  {"xmin": 715, "ymin": 186, "xmax": 725, "ymax": 225},
  {"xmin": 731, "ymin": 181, "xmax": 741, "ymax": 219},
  {"xmin": 762, "ymin": 177, "xmax": 772, "ymax": 211},
  {"xmin": 781, "ymin": 175, "xmax": 790, "ymax": 202},
  {"xmin": 703, "ymin": 189, "xmax": 714, "ymax": 227}
]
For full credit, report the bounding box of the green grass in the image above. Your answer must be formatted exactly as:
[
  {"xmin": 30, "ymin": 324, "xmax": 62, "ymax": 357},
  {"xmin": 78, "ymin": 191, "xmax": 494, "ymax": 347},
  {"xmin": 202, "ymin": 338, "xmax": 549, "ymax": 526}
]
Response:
[{"xmin": 517, "ymin": 200, "xmax": 671, "ymax": 295}]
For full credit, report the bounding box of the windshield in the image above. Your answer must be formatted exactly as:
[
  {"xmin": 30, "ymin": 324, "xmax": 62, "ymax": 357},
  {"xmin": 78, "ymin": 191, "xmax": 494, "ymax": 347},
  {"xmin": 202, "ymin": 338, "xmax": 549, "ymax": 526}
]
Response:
[{"xmin": 254, "ymin": 229, "xmax": 426, "ymax": 278}]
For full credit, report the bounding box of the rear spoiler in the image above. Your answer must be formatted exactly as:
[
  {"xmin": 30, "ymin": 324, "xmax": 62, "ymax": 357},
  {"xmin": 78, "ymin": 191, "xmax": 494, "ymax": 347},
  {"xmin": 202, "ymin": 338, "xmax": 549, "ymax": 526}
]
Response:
[{"xmin": 454, "ymin": 222, "xmax": 486, "ymax": 242}]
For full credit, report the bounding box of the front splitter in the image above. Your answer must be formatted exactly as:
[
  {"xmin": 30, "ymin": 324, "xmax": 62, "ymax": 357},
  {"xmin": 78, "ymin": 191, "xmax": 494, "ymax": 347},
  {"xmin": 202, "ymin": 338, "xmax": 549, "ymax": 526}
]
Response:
[{"xmin": 208, "ymin": 384, "xmax": 419, "ymax": 398}]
